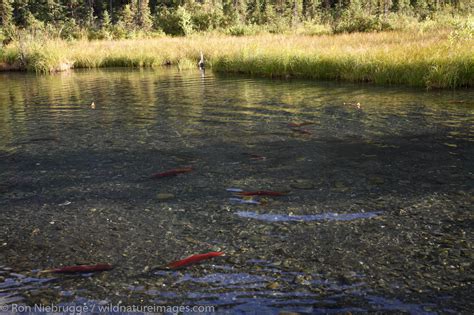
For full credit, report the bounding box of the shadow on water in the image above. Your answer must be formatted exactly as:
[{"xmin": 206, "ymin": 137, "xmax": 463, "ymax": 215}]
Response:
[{"xmin": 0, "ymin": 69, "xmax": 473, "ymax": 313}]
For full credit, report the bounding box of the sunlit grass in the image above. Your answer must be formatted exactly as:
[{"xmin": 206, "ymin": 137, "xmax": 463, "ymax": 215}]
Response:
[{"xmin": 1, "ymin": 28, "xmax": 473, "ymax": 88}]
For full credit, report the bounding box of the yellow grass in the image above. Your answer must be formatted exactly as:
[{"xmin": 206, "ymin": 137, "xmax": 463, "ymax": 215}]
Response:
[{"xmin": 1, "ymin": 30, "xmax": 473, "ymax": 88}]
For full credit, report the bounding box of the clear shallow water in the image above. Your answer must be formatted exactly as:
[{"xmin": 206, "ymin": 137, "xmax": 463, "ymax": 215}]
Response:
[
  {"xmin": 0, "ymin": 264, "xmax": 439, "ymax": 315},
  {"xmin": 236, "ymin": 211, "xmax": 381, "ymax": 222},
  {"xmin": 0, "ymin": 69, "xmax": 473, "ymax": 313}
]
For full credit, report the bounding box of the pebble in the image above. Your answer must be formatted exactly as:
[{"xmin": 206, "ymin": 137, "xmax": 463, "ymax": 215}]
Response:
[
  {"xmin": 290, "ymin": 180, "xmax": 315, "ymax": 190},
  {"xmin": 369, "ymin": 176, "xmax": 385, "ymax": 185},
  {"xmin": 266, "ymin": 282, "xmax": 280, "ymax": 290},
  {"xmin": 157, "ymin": 193, "xmax": 175, "ymax": 201},
  {"xmin": 293, "ymin": 275, "xmax": 311, "ymax": 285}
]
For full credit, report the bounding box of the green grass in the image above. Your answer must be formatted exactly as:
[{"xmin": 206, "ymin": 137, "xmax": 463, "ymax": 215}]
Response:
[
  {"xmin": 209, "ymin": 32, "xmax": 473, "ymax": 88},
  {"xmin": 1, "ymin": 24, "xmax": 473, "ymax": 88}
]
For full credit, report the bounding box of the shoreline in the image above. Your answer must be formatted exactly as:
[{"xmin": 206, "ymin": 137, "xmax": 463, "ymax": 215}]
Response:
[
  {"xmin": 1, "ymin": 32, "xmax": 472, "ymax": 89},
  {"xmin": 0, "ymin": 61, "xmax": 21, "ymax": 71}
]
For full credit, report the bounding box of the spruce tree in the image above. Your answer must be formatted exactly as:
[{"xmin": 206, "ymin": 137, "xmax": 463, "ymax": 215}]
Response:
[
  {"xmin": 102, "ymin": 9, "xmax": 112, "ymax": 30},
  {"xmin": 0, "ymin": 0, "xmax": 13, "ymax": 29},
  {"xmin": 302, "ymin": 0, "xmax": 320, "ymax": 20},
  {"xmin": 136, "ymin": 0, "xmax": 153, "ymax": 31},
  {"xmin": 118, "ymin": 4, "xmax": 136, "ymax": 30},
  {"xmin": 232, "ymin": 0, "xmax": 247, "ymax": 23}
]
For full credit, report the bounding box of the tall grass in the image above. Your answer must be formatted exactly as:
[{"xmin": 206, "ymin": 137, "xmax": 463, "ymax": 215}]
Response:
[
  {"xmin": 1, "ymin": 25, "xmax": 472, "ymax": 88},
  {"xmin": 211, "ymin": 30, "xmax": 473, "ymax": 88}
]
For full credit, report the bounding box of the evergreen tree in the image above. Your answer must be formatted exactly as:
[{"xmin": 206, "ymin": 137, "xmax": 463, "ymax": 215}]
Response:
[
  {"xmin": 292, "ymin": 0, "xmax": 301, "ymax": 26},
  {"xmin": 43, "ymin": 0, "xmax": 66, "ymax": 25},
  {"xmin": 24, "ymin": 11, "xmax": 44, "ymax": 31},
  {"xmin": 11, "ymin": 0, "xmax": 28, "ymax": 27},
  {"xmin": 247, "ymin": 0, "xmax": 264, "ymax": 24},
  {"xmin": 102, "ymin": 9, "xmax": 112, "ymax": 30},
  {"xmin": 302, "ymin": 0, "xmax": 320, "ymax": 19},
  {"xmin": 136, "ymin": 0, "xmax": 153, "ymax": 30},
  {"xmin": 232, "ymin": 0, "xmax": 247, "ymax": 23},
  {"xmin": 118, "ymin": 4, "xmax": 136, "ymax": 30},
  {"xmin": 392, "ymin": 0, "xmax": 412, "ymax": 13},
  {"xmin": 0, "ymin": 0, "xmax": 13, "ymax": 29},
  {"xmin": 87, "ymin": 1, "xmax": 95, "ymax": 27},
  {"xmin": 0, "ymin": 0, "xmax": 14, "ymax": 43},
  {"xmin": 0, "ymin": 0, "xmax": 13, "ymax": 27},
  {"xmin": 0, "ymin": 0, "xmax": 470, "ymax": 37}
]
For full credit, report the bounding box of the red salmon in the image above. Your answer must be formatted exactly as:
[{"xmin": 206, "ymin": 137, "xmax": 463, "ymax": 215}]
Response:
[
  {"xmin": 40, "ymin": 264, "xmax": 113, "ymax": 274},
  {"xmin": 238, "ymin": 191, "xmax": 287, "ymax": 197},
  {"xmin": 168, "ymin": 252, "xmax": 224, "ymax": 269},
  {"xmin": 151, "ymin": 167, "xmax": 193, "ymax": 178}
]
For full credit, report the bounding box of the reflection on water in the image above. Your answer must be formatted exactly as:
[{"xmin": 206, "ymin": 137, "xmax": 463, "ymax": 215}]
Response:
[
  {"xmin": 1, "ymin": 69, "xmax": 472, "ymax": 153},
  {"xmin": 0, "ymin": 69, "xmax": 473, "ymax": 313}
]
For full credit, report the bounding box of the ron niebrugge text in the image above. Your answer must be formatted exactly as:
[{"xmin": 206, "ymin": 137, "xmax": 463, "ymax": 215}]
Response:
[{"xmin": 7, "ymin": 303, "xmax": 216, "ymax": 313}]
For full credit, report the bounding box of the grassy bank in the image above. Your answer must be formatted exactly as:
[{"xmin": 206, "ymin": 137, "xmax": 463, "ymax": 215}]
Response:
[{"xmin": 1, "ymin": 27, "xmax": 473, "ymax": 88}]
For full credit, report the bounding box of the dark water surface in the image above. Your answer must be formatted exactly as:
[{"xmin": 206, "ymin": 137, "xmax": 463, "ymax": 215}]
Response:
[{"xmin": 0, "ymin": 69, "xmax": 473, "ymax": 314}]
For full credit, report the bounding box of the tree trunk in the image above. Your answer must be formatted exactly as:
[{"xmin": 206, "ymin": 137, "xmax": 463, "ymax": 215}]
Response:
[
  {"xmin": 292, "ymin": 0, "xmax": 298, "ymax": 27},
  {"xmin": 109, "ymin": 0, "xmax": 113, "ymax": 20}
]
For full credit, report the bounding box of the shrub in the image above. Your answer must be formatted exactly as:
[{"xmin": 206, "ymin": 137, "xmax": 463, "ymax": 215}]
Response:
[
  {"xmin": 266, "ymin": 18, "xmax": 291, "ymax": 34},
  {"xmin": 333, "ymin": 14, "xmax": 388, "ymax": 33},
  {"xmin": 449, "ymin": 19, "xmax": 474, "ymax": 43},
  {"xmin": 226, "ymin": 24, "xmax": 261, "ymax": 36},
  {"xmin": 383, "ymin": 13, "xmax": 419, "ymax": 31},
  {"xmin": 296, "ymin": 22, "xmax": 332, "ymax": 36},
  {"xmin": 87, "ymin": 29, "xmax": 113, "ymax": 40},
  {"xmin": 155, "ymin": 6, "xmax": 194, "ymax": 36},
  {"xmin": 188, "ymin": 4, "xmax": 224, "ymax": 32},
  {"xmin": 111, "ymin": 23, "xmax": 128, "ymax": 39},
  {"xmin": 60, "ymin": 18, "xmax": 85, "ymax": 40}
]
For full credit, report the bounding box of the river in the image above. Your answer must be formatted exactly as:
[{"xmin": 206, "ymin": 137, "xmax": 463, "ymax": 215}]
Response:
[{"xmin": 0, "ymin": 69, "xmax": 473, "ymax": 313}]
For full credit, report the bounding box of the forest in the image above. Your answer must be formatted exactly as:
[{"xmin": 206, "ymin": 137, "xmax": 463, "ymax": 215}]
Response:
[{"xmin": 0, "ymin": 0, "xmax": 472, "ymax": 38}]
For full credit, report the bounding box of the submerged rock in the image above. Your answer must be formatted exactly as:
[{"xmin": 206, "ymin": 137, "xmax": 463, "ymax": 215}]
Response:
[
  {"xmin": 266, "ymin": 282, "xmax": 280, "ymax": 290},
  {"xmin": 290, "ymin": 180, "xmax": 315, "ymax": 190},
  {"xmin": 369, "ymin": 176, "xmax": 385, "ymax": 185},
  {"xmin": 157, "ymin": 193, "xmax": 175, "ymax": 201}
]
